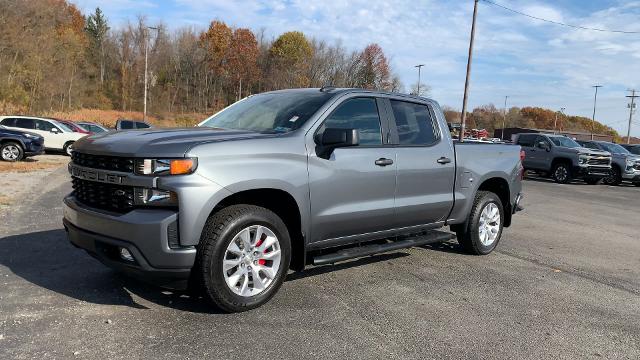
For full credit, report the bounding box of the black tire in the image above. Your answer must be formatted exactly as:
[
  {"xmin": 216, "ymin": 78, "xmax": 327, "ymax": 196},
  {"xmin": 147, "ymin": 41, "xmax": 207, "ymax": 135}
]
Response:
[
  {"xmin": 63, "ymin": 141, "xmax": 74, "ymax": 156},
  {"xmin": 456, "ymin": 191, "xmax": 504, "ymax": 255},
  {"xmin": 552, "ymin": 162, "xmax": 572, "ymax": 184},
  {"xmin": 604, "ymin": 166, "xmax": 622, "ymax": 186},
  {"xmin": 194, "ymin": 204, "xmax": 291, "ymax": 312},
  {"xmin": 634, "ymin": 182, "xmax": 640, "ymax": 187},
  {"xmin": 584, "ymin": 177, "xmax": 601, "ymax": 185},
  {"xmin": 1, "ymin": 141, "xmax": 24, "ymax": 162}
]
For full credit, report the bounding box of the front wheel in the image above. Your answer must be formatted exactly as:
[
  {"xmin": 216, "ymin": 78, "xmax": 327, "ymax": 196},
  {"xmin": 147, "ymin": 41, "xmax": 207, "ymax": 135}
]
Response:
[
  {"xmin": 194, "ymin": 205, "xmax": 291, "ymax": 312},
  {"xmin": 604, "ymin": 166, "xmax": 622, "ymax": 186},
  {"xmin": 63, "ymin": 141, "xmax": 74, "ymax": 156},
  {"xmin": 1, "ymin": 142, "xmax": 24, "ymax": 162},
  {"xmin": 552, "ymin": 163, "xmax": 572, "ymax": 184},
  {"xmin": 456, "ymin": 191, "xmax": 504, "ymax": 255}
]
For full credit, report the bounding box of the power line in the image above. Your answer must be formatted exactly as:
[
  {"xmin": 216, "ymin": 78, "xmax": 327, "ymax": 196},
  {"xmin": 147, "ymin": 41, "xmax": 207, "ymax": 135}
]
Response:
[{"xmin": 481, "ymin": 0, "xmax": 640, "ymax": 34}]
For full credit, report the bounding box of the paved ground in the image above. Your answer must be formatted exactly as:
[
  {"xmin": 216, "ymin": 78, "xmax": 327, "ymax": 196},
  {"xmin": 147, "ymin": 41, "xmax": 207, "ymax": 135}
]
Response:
[{"xmin": 0, "ymin": 168, "xmax": 639, "ymax": 359}]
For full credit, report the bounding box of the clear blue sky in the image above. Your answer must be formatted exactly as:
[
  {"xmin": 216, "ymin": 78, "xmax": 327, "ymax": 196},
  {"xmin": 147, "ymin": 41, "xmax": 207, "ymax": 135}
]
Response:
[{"xmin": 72, "ymin": 0, "xmax": 640, "ymax": 136}]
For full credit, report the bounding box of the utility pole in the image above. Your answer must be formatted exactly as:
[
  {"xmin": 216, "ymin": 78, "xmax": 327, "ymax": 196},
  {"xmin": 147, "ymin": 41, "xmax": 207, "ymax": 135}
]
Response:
[
  {"xmin": 626, "ymin": 89, "xmax": 638, "ymax": 144},
  {"xmin": 591, "ymin": 85, "xmax": 602, "ymax": 140},
  {"xmin": 143, "ymin": 26, "xmax": 158, "ymax": 123},
  {"xmin": 501, "ymin": 95, "xmax": 508, "ymax": 140},
  {"xmin": 554, "ymin": 107, "xmax": 565, "ymax": 134},
  {"xmin": 459, "ymin": 0, "xmax": 479, "ymax": 141},
  {"xmin": 415, "ymin": 64, "xmax": 425, "ymax": 96}
]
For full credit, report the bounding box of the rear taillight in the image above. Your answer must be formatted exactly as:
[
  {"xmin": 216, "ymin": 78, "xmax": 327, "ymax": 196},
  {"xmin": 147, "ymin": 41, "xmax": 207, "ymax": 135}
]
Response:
[
  {"xmin": 519, "ymin": 150, "xmax": 525, "ymax": 180},
  {"xmin": 520, "ymin": 150, "xmax": 526, "ymax": 162}
]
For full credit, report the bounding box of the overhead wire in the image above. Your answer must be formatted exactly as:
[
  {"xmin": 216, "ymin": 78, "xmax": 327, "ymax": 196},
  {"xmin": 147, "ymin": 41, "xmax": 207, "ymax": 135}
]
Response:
[{"xmin": 480, "ymin": 0, "xmax": 640, "ymax": 34}]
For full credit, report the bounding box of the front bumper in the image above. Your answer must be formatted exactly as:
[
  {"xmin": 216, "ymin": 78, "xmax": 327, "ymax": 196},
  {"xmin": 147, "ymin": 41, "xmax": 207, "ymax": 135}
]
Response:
[
  {"xmin": 24, "ymin": 139, "xmax": 45, "ymax": 156},
  {"xmin": 622, "ymin": 169, "xmax": 640, "ymax": 181},
  {"xmin": 574, "ymin": 166, "xmax": 610, "ymax": 178},
  {"xmin": 63, "ymin": 196, "xmax": 196, "ymax": 290}
]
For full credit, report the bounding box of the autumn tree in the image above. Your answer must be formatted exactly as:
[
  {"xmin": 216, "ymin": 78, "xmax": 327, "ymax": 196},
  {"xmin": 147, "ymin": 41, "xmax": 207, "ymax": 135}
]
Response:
[
  {"xmin": 269, "ymin": 31, "xmax": 313, "ymax": 88},
  {"xmin": 352, "ymin": 43, "xmax": 391, "ymax": 91},
  {"xmin": 228, "ymin": 28, "xmax": 260, "ymax": 100}
]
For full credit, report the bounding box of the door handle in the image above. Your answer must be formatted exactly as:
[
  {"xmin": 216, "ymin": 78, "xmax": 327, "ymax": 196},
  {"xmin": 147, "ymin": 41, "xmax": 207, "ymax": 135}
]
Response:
[
  {"xmin": 437, "ymin": 157, "xmax": 452, "ymax": 165},
  {"xmin": 375, "ymin": 158, "xmax": 394, "ymax": 166}
]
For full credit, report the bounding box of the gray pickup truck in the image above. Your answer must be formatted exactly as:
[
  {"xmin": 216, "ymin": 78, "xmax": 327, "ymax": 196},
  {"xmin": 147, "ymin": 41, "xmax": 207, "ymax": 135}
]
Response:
[
  {"xmin": 515, "ymin": 133, "xmax": 611, "ymax": 184},
  {"xmin": 63, "ymin": 88, "xmax": 523, "ymax": 312},
  {"xmin": 577, "ymin": 140, "xmax": 640, "ymax": 186}
]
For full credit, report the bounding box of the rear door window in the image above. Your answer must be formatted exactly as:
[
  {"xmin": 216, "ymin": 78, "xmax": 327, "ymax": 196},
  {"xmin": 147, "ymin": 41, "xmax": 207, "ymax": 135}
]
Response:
[
  {"xmin": 135, "ymin": 122, "xmax": 151, "ymax": 129},
  {"xmin": 389, "ymin": 100, "xmax": 439, "ymax": 146},
  {"xmin": 15, "ymin": 118, "xmax": 35, "ymax": 129}
]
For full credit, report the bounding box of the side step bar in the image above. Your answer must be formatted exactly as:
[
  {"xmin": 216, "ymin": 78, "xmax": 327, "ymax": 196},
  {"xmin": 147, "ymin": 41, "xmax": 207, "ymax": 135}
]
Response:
[{"xmin": 311, "ymin": 230, "xmax": 456, "ymax": 266}]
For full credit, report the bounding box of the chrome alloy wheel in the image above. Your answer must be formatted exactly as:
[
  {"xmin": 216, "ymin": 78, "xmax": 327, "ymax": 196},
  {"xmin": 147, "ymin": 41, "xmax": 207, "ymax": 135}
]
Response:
[
  {"xmin": 65, "ymin": 144, "xmax": 74, "ymax": 156},
  {"xmin": 223, "ymin": 225, "xmax": 282, "ymax": 297},
  {"xmin": 478, "ymin": 202, "xmax": 501, "ymax": 246},
  {"xmin": 554, "ymin": 166, "xmax": 568, "ymax": 182},
  {"xmin": 2, "ymin": 144, "xmax": 20, "ymax": 161}
]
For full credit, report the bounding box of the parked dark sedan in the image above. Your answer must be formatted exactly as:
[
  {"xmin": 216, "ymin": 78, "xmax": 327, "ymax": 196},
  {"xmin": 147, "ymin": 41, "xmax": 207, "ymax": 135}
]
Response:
[{"xmin": 0, "ymin": 125, "xmax": 44, "ymax": 161}]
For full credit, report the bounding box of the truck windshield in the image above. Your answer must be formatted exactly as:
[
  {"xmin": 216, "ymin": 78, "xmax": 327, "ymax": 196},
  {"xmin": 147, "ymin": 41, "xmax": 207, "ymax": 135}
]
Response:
[
  {"xmin": 549, "ymin": 137, "xmax": 580, "ymax": 148},
  {"xmin": 199, "ymin": 92, "xmax": 333, "ymax": 133},
  {"xmin": 599, "ymin": 142, "xmax": 631, "ymax": 154}
]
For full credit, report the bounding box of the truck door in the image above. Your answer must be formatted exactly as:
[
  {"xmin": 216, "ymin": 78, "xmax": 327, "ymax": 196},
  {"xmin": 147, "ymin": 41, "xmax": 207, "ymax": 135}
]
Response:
[
  {"xmin": 386, "ymin": 99, "xmax": 455, "ymax": 227},
  {"xmin": 307, "ymin": 97, "xmax": 397, "ymax": 245},
  {"xmin": 532, "ymin": 135, "xmax": 553, "ymax": 171}
]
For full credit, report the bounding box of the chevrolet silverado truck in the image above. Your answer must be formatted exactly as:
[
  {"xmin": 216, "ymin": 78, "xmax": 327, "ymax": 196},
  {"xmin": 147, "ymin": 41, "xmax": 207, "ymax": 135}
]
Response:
[
  {"xmin": 577, "ymin": 140, "xmax": 640, "ymax": 186},
  {"xmin": 515, "ymin": 133, "xmax": 611, "ymax": 184},
  {"xmin": 63, "ymin": 88, "xmax": 523, "ymax": 312}
]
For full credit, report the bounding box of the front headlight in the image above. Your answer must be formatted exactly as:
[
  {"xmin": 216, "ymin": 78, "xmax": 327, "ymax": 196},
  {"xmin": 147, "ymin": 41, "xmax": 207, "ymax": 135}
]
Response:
[
  {"xmin": 135, "ymin": 158, "xmax": 197, "ymax": 176},
  {"xmin": 626, "ymin": 159, "xmax": 634, "ymax": 167},
  {"xmin": 578, "ymin": 155, "xmax": 589, "ymax": 165},
  {"xmin": 134, "ymin": 188, "xmax": 178, "ymax": 207}
]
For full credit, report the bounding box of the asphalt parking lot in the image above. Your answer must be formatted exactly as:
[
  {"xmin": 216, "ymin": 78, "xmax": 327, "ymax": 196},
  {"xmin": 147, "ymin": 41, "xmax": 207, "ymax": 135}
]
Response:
[{"xmin": 1, "ymin": 168, "xmax": 639, "ymax": 359}]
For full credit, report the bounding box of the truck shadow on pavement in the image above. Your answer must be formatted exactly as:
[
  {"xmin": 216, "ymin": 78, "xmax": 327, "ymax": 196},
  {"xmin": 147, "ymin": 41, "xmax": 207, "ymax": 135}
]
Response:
[{"xmin": 2, "ymin": 229, "xmax": 446, "ymax": 313}]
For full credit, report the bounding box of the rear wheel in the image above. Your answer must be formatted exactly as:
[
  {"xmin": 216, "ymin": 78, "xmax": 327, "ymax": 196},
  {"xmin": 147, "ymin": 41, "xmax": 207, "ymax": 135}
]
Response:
[
  {"xmin": 1, "ymin": 142, "xmax": 24, "ymax": 162},
  {"xmin": 552, "ymin": 162, "xmax": 572, "ymax": 184},
  {"xmin": 194, "ymin": 204, "xmax": 291, "ymax": 312},
  {"xmin": 604, "ymin": 166, "xmax": 622, "ymax": 186},
  {"xmin": 456, "ymin": 191, "xmax": 504, "ymax": 255}
]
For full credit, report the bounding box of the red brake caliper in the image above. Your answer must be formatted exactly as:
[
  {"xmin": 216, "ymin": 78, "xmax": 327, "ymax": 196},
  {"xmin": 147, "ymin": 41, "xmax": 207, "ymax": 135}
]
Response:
[{"xmin": 255, "ymin": 234, "xmax": 267, "ymax": 266}]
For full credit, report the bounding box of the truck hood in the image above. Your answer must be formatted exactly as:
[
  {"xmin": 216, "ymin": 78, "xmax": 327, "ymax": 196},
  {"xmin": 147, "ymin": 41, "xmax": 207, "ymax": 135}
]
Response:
[
  {"xmin": 73, "ymin": 127, "xmax": 273, "ymax": 157},
  {"xmin": 557, "ymin": 146, "xmax": 611, "ymax": 157}
]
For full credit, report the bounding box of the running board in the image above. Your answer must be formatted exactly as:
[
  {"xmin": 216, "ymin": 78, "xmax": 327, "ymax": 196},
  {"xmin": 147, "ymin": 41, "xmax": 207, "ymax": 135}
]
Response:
[{"xmin": 311, "ymin": 230, "xmax": 456, "ymax": 266}]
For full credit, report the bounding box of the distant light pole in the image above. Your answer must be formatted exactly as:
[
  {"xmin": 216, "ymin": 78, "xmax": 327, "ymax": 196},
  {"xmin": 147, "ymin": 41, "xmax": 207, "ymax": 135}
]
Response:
[
  {"xmin": 415, "ymin": 64, "xmax": 425, "ymax": 96},
  {"xmin": 501, "ymin": 95, "xmax": 509, "ymax": 140},
  {"xmin": 459, "ymin": 0, "xmax": 479, "ymax": 141},
  {"xmin": 143, "ymin": 26, "xmax": 159, "ymax": 123},
  {"xmin": 591, "ymin": 85, "xmax": 602, "ymax": 140}
]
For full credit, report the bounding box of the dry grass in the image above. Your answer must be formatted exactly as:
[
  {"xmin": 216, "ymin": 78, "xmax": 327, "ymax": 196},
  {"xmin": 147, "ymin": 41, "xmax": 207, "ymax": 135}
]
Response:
[
  {"xmin": 0, "ymin": 154, "xmax": 68, "ymax": 173},
  {"xmin": 0, "ymin": 194, "xmax": 11, "ymax": 206},
  {"xmin": 45, "ymin": 109, "xmax": 209, "ymax": 128}
]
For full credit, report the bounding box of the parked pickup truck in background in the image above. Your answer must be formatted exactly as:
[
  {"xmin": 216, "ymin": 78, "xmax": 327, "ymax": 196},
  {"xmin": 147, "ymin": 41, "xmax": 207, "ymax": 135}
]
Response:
[
  {"xmin": 515, "ymin": 133, "xmax": 611, "ymax": 184},
  {"xmin": 63, "ymin": 88, "xmax": 523, "ymax": 312},
  {"xmin": 577, "ymin": 140, "xmax": 640, "ymax": 186}
]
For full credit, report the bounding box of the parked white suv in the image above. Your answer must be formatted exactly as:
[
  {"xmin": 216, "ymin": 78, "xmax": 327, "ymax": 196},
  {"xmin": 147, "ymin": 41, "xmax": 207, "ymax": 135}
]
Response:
[{"xmin": 0, "ymin": 116, "xmax": 87, "ymax": 155}]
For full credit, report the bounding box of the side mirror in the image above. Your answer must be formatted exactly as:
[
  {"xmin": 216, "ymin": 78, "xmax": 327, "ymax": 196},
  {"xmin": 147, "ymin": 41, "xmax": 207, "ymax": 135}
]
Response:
[
  {"xmin": 50, "ymin": 128, "xmax": 60, "ymax": 134},
  {"xmin": 315, "ymin": 128, "xmax": 359, "ymax": 159}
]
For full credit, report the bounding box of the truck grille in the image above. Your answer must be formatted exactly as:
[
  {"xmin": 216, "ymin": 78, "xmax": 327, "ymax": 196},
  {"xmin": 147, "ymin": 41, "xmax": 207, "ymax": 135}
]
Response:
[
  {"xmin": 71, "ymin": 152, "xmax": 134, "ymax": 173},
  {"xmin": 587, "ymin": 157, "xmax": 610, "ymax": 166},
  {"xmin": 72, "ymin": 178, "xmax": 134, "ymax": 213}
]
